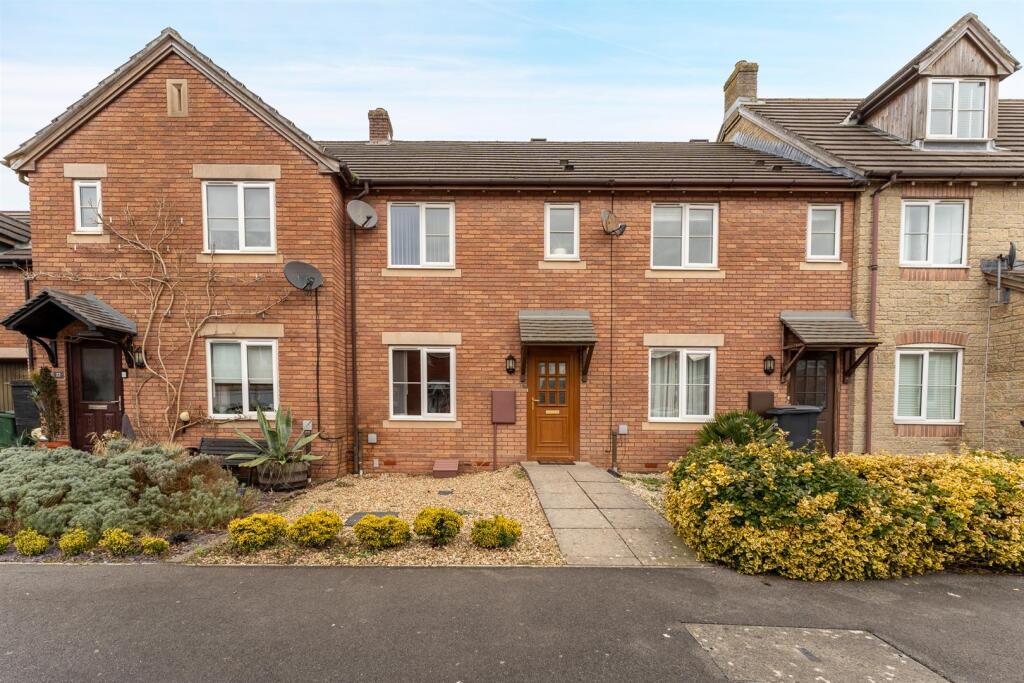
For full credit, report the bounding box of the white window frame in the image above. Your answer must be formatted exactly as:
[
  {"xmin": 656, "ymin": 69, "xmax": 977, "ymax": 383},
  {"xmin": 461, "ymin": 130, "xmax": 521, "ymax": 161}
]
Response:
[
  {"xmin": 388, "ymin": 346, "xmax": 456, "ymax": 420},
  {"xmin": 647, "ymin": 347, "xmax": 716, "ymax": 422},
  {"xmin": 805, "ymin": 204, "xmax": 841, "ymax": 262},
  {"xmin": 73, "ymin": 180, "xmax": 103, "ymax": 234},
  {"xmin": 893, "ymin": 345, "xmax": 963, "ymax": 425},
  {"xmin": 386, "ymin": 202, "xmax": 456, "ymax": 268},
  {"xmin": 649, "ymin": 203, "xmax": 719, "ymax": 270},
  {"xmin": 544, "ymin": 202, "xmax": 580, "ymax": 261},
  {"xmin": 205, "ymin": 339, "xmax": 280, "ymax": 419},
  {"xmin": 899, "ymin": 199, "xmax": 969, "ymax": 268},
  {"xmin": 201, "ymin": 181, "xmax": 277, "ymax": 253},
  {"xmin": 926, "ymin": 78, "xmax": 988, "ymax": 140}
]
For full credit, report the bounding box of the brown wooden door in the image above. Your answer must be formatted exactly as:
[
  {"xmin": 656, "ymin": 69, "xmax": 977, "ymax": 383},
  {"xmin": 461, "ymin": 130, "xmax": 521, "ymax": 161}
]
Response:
[
  {"xmin": 527, "ymin": 347, "xmax": 579, "ymax": 462},
  {"xmin": 68, "ymin": 341, "xmax": 124, "ymax": 449},
  {"xmin": 788, "ymin": 351, "xmax": 836, "ymax": 453}
]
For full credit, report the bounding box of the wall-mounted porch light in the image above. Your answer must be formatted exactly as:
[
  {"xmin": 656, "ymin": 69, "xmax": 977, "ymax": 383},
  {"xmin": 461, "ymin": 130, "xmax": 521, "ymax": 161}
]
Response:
[
  {"xmin": 505, "ymin": 354, "xmax": 517, "ymax": 375},
  {"xmin": 763, "ymin": 355, "xmax": 776, "ymax": 376},
  {"xmin": 132, "ymin": 345, "xmax": 147, "ymax": 368}
]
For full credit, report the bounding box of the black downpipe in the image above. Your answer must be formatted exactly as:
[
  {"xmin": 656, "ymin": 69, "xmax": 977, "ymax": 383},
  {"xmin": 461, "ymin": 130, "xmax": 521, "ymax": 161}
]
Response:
[{"xmin": 349, "ymin": 181, "xmax": 370, "ymax": 474}]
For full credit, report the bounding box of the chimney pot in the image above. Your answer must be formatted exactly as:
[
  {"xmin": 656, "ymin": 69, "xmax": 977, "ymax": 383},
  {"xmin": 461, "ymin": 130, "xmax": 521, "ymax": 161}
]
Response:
[
  {"xmin": 368, "ymin": 107, "xmax": 393, "ymax": 144},
  {"xmin": 723, "ymin": 60, "xmax": 758, "ymax": 115}
]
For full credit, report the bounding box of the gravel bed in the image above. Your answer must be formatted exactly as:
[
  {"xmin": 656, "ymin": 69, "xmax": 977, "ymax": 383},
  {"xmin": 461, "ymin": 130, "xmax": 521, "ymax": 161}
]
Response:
[
  {"xmin": 618, "ymin": 472, "xmax": 670, "ymax": 514},
  {"xmin": 191, "ymin": 465, "xmax": 564, "ymax": 566}
]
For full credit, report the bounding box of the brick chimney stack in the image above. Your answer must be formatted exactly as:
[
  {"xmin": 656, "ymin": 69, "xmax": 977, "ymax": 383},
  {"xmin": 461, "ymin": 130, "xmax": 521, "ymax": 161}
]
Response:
[
  {"xmin": 723, "ymin": 61, "xmax": 758, "ymax": 115},
  {"xmin": 368, "ymin": 108, "xmax": 393, "ymax": 144}
]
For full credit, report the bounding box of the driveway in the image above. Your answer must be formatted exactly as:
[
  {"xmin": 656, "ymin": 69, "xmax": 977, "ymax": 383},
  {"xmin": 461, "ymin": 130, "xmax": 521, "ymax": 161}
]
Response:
[{"xmin": 1, "ymin": 564, "xmax": 1020, "ymax": 682}]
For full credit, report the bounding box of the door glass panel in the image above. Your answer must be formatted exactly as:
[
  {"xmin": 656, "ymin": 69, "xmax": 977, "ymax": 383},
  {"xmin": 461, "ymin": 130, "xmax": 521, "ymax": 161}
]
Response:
[{"xmin": 81, "ymin": 347, "xmax": 115, "ymax": 402}]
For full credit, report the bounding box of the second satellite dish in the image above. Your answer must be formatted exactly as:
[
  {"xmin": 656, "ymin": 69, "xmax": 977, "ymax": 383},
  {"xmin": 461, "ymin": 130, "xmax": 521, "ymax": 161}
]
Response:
[
  {"xmin": 284, "ymin": 261, "xmax": 325, "ymax": 291},
  {"xmin": 601, "ymin": 209, "xmax": 627, "ymax": 236},
  {"xmin": 346, "ymin": 199, "xmax": 379, "ymax": 229}
]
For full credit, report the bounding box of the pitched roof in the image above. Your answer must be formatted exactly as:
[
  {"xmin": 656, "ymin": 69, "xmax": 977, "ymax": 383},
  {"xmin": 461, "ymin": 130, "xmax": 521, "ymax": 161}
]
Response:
[
  {"xmin": 780, "ymin": 311, "xmax": 878, "ymax": 347},
  {"xmin": 2, "ymin": 289, "xmax": 136, "ymax": 338},
  {"xmin": 519, "ymin": 310, "xmax": 597, "ymax": 345},
  {"xmin": 0, "ymin": 211, "xmax": 31, "ymax": 247},
  {"xmin": 3, "ymin": 29, "xmax": 340, "ymax": 175},
  {"xmin": 739, "ymin": 99, "xmax": 1024, "ymax": 177},
  {"xmin": 319, "ymin": 140, "xmax": 859, "ymax": 187}
]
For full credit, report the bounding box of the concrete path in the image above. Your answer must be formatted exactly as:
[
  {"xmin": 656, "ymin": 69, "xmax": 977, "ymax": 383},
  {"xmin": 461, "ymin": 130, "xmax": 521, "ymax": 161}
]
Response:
[{"xmin": 523, "ymin": 461, "xmax": 701, "ymax": 567}]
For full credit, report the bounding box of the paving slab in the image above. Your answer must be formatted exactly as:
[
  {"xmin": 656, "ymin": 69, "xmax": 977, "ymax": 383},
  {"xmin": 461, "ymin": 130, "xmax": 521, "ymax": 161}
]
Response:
[
  {"xmin": 536, "ymin": 490, "xmax": 595, "ymax": 509},
  {"xmin": 587, "ymin": 492, "xmax": 650, "ymax": 509},
  {"xmin": 544, "ymin": 508, "xmax": 611, "ymax": 529},
  {"xmin": 601, "ymin": 507, "xmax": 670, "ymax": 530},
  {"xmin": 577, "ymin": 481, "xmax": 627, "ymax": 496},
  {"xmin": 530, "ymin": 480, "xmax": 584, "ymax": 494},
  {"xmin": 553, "ymin": 529, "xmax": 641, "ymax": 566},
  {"xmin": 619, "ymin": 526, "xmax": 700, "ymax": 567},
  {"xmin": 566, "ymin": 464, "xmax": 618, "ymax": 482}
]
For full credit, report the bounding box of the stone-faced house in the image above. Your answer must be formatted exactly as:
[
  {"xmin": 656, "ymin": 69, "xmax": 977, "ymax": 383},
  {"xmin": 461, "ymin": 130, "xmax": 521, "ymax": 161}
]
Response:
[{"xmin": 719, "ymin": 13, "xmax": 1024, "ymax": 455}]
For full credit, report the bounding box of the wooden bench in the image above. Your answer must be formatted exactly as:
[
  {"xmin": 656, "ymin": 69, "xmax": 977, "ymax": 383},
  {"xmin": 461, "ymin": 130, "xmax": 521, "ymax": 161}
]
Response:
[{"xmin": 198, "ymin": 437, "xmax": 267, "ymax": 486}]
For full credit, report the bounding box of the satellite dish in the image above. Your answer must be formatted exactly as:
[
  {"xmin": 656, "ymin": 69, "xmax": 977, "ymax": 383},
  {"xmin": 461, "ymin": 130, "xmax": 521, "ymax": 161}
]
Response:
[
  {"xmin": 346, "ymin": 199, "xmax": 379, "ymax": 229},
  {"xmin": 600, "ymin": 209, "xmax": 627, "ymax": 236},
  {"xmin": 284, "ymin": 261, "xmax": 324, "ymax": 291},
  {"xmin": 1008, "ymin": 241, "xmax": 1017, "ymax": 269}
]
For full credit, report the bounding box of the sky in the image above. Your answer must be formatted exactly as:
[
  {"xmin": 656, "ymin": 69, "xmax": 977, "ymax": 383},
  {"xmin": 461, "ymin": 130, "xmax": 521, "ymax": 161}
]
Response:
[{"xmin": 1, "ymin": 0, "xmax": 1022, "ymax": 208}]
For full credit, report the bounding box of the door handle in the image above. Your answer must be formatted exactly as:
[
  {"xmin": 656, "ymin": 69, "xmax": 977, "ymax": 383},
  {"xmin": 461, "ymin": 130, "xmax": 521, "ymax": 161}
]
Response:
[{"xmin": 117, "ymin": 396, "xmax": 122, "ymax": 412}]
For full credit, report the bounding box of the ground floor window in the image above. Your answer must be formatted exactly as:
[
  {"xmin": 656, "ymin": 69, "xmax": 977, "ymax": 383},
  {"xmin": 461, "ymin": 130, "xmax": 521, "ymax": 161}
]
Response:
[
  {"xmin": 894, "ymin": 347, "xmax": 962, "ymax": 423},
  {"xmin": 648, "ymin": 347, "xmax": 715, "ymax": 421},
  {"xmin": 207, "ymin": 339, "xmax": 278, "ymax": 418},
  {"xmin": 390, "ymin": 347, "xmax": 455, "ymax": 419}
]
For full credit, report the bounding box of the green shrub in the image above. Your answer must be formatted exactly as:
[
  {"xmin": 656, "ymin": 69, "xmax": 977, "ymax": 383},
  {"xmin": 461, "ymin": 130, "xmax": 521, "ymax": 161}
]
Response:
[
  {"xmin": 0, "ymin": 445, "xmax": 245, "ymax": 538},
  {"xmin": 471, "ymin": 515, "xmax": 522, "ymax": 548},
  {"xmin": 0, "ymin": 532, "xmax": 9, "ymax": 552},
  {"xmin": 14, "ymin": 529, "xmax": 49, "ymax": 556},
  {"xmin": 140, "ymin": 536, "xmax": 170, "ymax": 556},
  {"xmin": 413, "ymin": 507, "xmax": 463, "ymax": 545},
  {"xmin": 99, "ymin": 528, "xmax": 135, "ymax": 556},
  {"xmin": 288, "ymin": 510, "xmax": 343, "ymax": 548},
  {"xmin": 666, "ymin": 441, "xmax": 1024, "ymax": 581},
  {"xmin": 58, "ymin": 528, "xmax": 92, "ymax": 557},
  {"xmin": 694, "ymin": 410, "xmax": 781, "ymax": 448},
  {"xmin": 352, "ymin": 515, "xmax": 410, "ymax": 550},
  {"xmin": 228, "ymin": 513, "xmax": 289, "ymax": 552}
]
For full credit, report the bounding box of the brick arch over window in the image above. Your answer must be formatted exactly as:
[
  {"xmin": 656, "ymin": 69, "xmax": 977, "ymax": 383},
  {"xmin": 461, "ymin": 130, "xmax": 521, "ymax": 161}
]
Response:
[{"xmin": 894, "ymin": 330, "xmax": 968, "ymax": 347}]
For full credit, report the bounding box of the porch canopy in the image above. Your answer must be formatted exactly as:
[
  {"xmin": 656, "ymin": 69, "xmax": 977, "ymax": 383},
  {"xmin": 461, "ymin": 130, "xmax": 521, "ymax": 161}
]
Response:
[
  {"xmin": 518, "ymin": 309, "xmax": 597, "ymax": 381},
  {"xmin": 1, "ymin": 289, "xmax": 137, "ymax": 366},
  {"xmin": 780, "ymin": 311, "xmax": 878, "ymax": 384}
]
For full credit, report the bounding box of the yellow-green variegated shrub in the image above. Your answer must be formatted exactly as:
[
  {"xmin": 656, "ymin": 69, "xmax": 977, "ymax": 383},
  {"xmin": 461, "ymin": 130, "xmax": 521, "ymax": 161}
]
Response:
[{"xmin": 665, "ymin": 441, "xmax": 1024, "ymax": 581}]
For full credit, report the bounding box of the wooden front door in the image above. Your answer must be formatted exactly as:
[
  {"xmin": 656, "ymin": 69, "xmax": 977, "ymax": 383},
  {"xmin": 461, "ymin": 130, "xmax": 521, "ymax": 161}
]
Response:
[
  {"xmin": 788, "ymin": 351, "xmax": 836, "ymax": 453},
  {"xmin": 527, "ymin": 347, "xmax": 579, "ymax": 462},
  {"xmin": 68, "ymin": 341, "xmax": 124, "ymax": 449}
]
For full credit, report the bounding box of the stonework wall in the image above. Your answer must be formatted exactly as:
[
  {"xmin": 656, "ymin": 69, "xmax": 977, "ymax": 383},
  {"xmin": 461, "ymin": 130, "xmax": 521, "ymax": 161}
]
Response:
[{"xmin": 983, "ymin": 288, "xmax": 1024, "ymax": 454}]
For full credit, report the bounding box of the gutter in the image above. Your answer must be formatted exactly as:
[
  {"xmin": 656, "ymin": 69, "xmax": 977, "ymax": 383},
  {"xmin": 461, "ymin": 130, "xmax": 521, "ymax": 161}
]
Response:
[
  {"xmin": 361, "ymin": 177, "xmax": 863, "ymax": 191},
  {"xmin": 865, "ymin": 173, "xmax": 899, "ymax": 453},
  {"xmin": 867, "ymin": 168, "xmax": 1024, "ymax": 181}
]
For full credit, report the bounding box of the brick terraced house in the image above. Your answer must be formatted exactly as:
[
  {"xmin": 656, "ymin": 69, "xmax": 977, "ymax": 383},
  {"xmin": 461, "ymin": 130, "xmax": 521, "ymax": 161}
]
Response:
[{"xmin": 1, "ymin": 15, "xmax": 1020, "ymax": 475}]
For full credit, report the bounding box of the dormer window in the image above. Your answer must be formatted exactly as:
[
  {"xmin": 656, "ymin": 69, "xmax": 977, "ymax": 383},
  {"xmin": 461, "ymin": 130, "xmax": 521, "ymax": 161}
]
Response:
[{"xmin": 927, "ymin": 79, "xmax": 987, "ymax": 139}]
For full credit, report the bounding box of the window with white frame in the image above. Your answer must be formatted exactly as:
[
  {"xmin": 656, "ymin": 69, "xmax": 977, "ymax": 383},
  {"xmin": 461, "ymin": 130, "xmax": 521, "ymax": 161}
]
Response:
[
  {"xmin": 651, "ymin": 204, "xmax": 717, "ymax": 269},
  {"xmin": 927, "ymin": 79, "xmax": 987, "ymax": 139},
  {"xmin": 388, "ymin": 202, "xmax": 454, "ymax": 268},
  {"xmin": 207, "ymin": 340, "xmax": 278, "ymax": 418},
  {"xmin": 544, "ymin": 203, "xmax": 579, "ymax": 260},
  {"xmin": 894, "ymin": 347, "xmax": 962, "ymax": 423},
  {"xmin": 900, "ymin": 200, "xmax": 968, "ymax": 266},
  {"xmin": 203, "ymin": 181, "xmax": 275, "ymax": 252},
  {"xmin": 648, "ymin": 347, "xmax": 715, "ymax": 421},
  {"xmin": 390, "ymin": 347, "xmax": 455, "ymax": 419},
  {"xmin": 73, "ymin": 180, "xmax": 102, "ymax": 233},
  {"xmin": 806, "ymin": 204, "xmax": 841, "ymax": 261}
]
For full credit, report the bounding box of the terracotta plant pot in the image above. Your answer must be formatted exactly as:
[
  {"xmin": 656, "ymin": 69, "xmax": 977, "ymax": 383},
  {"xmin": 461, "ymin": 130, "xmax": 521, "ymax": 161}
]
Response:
[
  {"xmin": 42, "ymin": 440, "xmax": 72, "ymax": 449},
  {"xmin": 257, "ymin": 461, "xmax": 310, "ymax": 490}
]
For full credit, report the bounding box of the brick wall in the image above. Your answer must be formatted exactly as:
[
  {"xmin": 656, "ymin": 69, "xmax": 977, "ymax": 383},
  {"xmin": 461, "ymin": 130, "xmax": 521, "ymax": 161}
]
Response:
[{"xmin": 0, "ymin": 267, "xmax": 28, "ymax": 353}]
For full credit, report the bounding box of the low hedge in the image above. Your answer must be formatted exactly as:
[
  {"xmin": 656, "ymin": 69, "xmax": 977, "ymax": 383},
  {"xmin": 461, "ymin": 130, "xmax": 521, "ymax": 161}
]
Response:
[
  {"xmin": 352, "ymin": 515, "xmax": 410, "ymax": 550},
  {"xmin": 413, "ymin": 507, "xmax": 463, "ymax": 545},
  {"xmin": 288, "ymin": 510, "xmax": 343, "ymax": 548},
  {"xmin": 666, "ymin": 441, "xmax": 1024, "ymax": 581},
  {"xmin": 228, "ymin": 513, "xmax": 289, "ymax": 552}
]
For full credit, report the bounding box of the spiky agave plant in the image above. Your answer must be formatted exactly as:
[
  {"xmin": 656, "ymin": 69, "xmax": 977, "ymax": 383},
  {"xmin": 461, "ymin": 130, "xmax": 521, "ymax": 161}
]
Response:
[
  {"xmin": 227, "ymin": 406, "xmax": 321, "ymax": 470},
  {"xmin": 695, "ymin": 410, "xmax": 781, "ymax": 447}
]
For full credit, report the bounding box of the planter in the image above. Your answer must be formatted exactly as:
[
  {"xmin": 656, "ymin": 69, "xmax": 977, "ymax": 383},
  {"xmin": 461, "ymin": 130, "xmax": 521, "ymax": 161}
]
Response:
[
  {"xmin": 257, "ymin": 461, "xmax": 310, "ymax": 490},
  {"xmin": 42, "ymin": 439, "xmax": 72, "ymax": 449}
]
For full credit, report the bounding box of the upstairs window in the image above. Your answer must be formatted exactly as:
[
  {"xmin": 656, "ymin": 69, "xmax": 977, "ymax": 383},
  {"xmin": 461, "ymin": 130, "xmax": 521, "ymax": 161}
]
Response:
[
  {"xmin": 389, "ymin": 347, "xmax": 455, "ymax": 419},
  {"xmin": 900, "ymin": 200, "xmax": 968, "ymax": 267},
  {"xmin": 544, "ymin": 203, "xmax": 579, "ymax": 260},
  {"xmin": 73, "ymin": 180, "xmax": 102, "ymax": 233},
  {"xmin": 895, "ymin": 347, "xmax": 962, "ymax": 423},
  {"xmin": 928, "ymin": 79, "xmax": 987, "ymax": 139},
  {"xmin": 388, "ymin": 202, "xmax": 454, "ymax": 268},
  {"xmin": 207, "ymin": 339, "xmax": 278, "ymax": 418},
  {"xmin": 648, "ymin": 347, "xmax": 715, "ymax": 421},
  {"xmin": 651, "ymin": 204, "xmax": 718, "ymax": 269},
  {"xmin": 806, "ymin": 204, "xmax": 841, "ymax": 261},
  {"xmin": 203, "ymin": 181, "xmax": 275, "ymax": 252}
]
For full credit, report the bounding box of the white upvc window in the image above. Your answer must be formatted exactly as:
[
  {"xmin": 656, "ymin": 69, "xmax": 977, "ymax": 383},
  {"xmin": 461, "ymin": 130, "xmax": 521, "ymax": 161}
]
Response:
[
  {"xmin": 388, "ymin": 202, "xmax": 455, "ymax": 268},
  {"xmin": 900, "ymin": 199, "xmax": 969, "ymax": 267},
  {"xmin": 202, "ymin": 181, "xmax": 276, "ymax": 253},
  {"xmin": 73, "ymin": 180, "xmax": 102, "ymax": 233},
  {"xmin": 894, "ymin": 346, "xmax": 963, "ymax": 424},
  {"xmin": 389, "ymin": 346, "xmax": 455, "ymax": 420},
  {"xmin": 806, "ymin": 204, "xmax": 841, "ymax": 261},
  {"xmin": 648, "ymin": 347, "xmax": 715, "ymax": 422},
  {"xmin": 650, "ymin": 203, "xmax": 718, "ymax": 269},
  {"xmin": 544, "ymin": 202, "xmax": 580, "ymax": 260},
  {"xmin": 206, "ymin": 339, "xmax": 279, "ymax": 419},
  {"xmin": 927, "ymin": 78, "xmax": 987, "ymax": 139}
]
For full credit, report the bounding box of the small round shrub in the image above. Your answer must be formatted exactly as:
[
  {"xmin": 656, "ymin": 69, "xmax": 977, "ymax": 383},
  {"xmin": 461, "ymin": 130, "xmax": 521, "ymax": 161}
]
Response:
[
  {"xmin": 471, "ymin": 515, "xmax": 522, "ymax": 548},
  {"xmin": 140, "ymin": 536, "xmax": 170, "ymax": 556},
  {"xmin": 99, "ymin": 528, "xmax": 136, "ymax": 556},
  {"xmin": 58, "ymin": 528, "xmax": 92, "ymax": 557},
  {"xmin": 413, "ymin": 507, "xmax": 463, "ymax": 546},
  {"xmin": 288, "ymin": 510, "xmax": 343, "ymax": 548},
  {"xmin": 14, "ymin": 529, "xmax": 49, "ymax": 556},
  {"xmin": 352, "ymin": 515, "xmax": 410, "ymax": 550},
  {"xmin": 227, "ymin": 513, "xmax": 289, "ymax": 552},
  {"xmin": 0, "ymin": 533, "xmax": 10, "ymax": 553}
]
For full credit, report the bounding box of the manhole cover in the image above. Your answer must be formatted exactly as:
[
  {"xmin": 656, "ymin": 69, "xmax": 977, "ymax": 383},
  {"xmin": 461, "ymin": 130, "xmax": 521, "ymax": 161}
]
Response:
[
  {"xmin": 344, "ymin": 511, "xmax": 399, "ymax": 526},
  {"xmin": 685, "ymin": 624, "xmax": 944, "ymax": 682}
]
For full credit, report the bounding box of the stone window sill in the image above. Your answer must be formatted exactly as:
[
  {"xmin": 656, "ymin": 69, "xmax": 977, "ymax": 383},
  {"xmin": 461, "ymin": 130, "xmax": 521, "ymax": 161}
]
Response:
[
  {"xmin": 645, "ymin": 269, "xmax": 725, "ymax": 280},
  {"xmin": 382, "ymin": 420, "xmax": 462, "ymax": 429},
  {"xmin": 538, "ymin": 260, "xmax": 586, "ymax": 271},
  {"xmin": 642, "ymin": 421, "xmax": 704, "ymax": 431},
  {"xmin": 380, "ymin": 268, "xmax": 462, "ymax": 278},
  {"xmin": 68, "ymin": 233, "xmax": 109, "ymax": 244},
  {"xmin": 197, "ymin": 253, "xmax": 283, "ymax": 264},
  {"xmin": 800, "ymin": 261, "xmax": 847, "ymax": 271}
]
